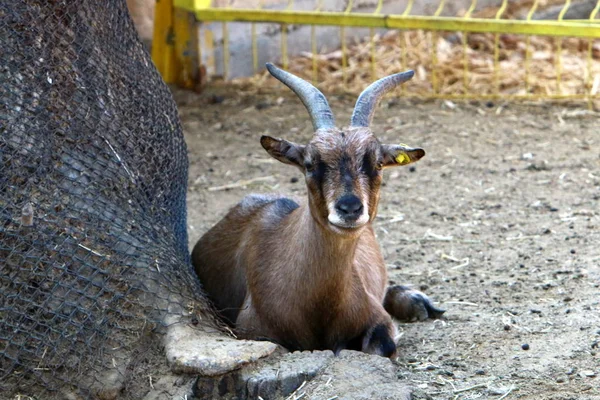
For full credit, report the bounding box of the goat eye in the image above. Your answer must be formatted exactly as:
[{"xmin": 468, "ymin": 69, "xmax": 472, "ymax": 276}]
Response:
[
  {"xmin": 304, "ymin": 161, "xmax": 314, "ymax": 172},
  {"xmin": 376, "ymin": 161, "xmax": 384, "ymax": 170}
]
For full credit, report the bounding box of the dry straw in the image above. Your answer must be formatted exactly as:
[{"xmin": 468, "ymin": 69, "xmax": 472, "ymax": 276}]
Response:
[{"xmin": 238, "ymin": 0, "xmax": 599, "ymax": 102}]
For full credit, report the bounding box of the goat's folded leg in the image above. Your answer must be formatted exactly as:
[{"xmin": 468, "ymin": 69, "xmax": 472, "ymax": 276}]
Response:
[{"xmin": 383, "ymin": 285, "xmax": 445, "ymax": 322}]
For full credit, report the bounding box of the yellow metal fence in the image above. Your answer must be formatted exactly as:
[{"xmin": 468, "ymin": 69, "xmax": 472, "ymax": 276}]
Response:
[{"xmin": 152, "ymin": 0, "xmax": 600, "ymax": 105}]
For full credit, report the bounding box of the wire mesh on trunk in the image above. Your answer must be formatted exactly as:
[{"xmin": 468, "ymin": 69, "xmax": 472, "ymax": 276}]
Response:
[{"xmin": 1, "ymin": 1, "xmax": 215, "ymax": 397}]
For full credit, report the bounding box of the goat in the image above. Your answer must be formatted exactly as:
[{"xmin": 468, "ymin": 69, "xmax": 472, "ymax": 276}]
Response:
[{"xmin": 192, "ymin": 63, "xmax": 444, "ymax": 358}]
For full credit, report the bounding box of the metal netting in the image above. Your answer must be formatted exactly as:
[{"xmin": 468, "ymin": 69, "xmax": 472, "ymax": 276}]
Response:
[{"xmin": 1, "ymin": 0, "xmax": 216, "ymax": 397}]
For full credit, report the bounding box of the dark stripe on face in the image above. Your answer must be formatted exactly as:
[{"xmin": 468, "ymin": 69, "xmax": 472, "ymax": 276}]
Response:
[
  {"xmin": 307, "ymin": 159, "xmax": 328, "ymax": 197},
  {"xmin": 361, "ymin": 152, "xmax": 383, "ymax": 216},
  {"xmin": 307, "ymin": 160, "xmax": 329, "ymax": 220},
  {"xmin": 361, "ymin": 153, "xmax": 378, "ymax": 179},
  {"xmin": 339, "ymin": 154, "xmax": 355, "ymax": 193}
]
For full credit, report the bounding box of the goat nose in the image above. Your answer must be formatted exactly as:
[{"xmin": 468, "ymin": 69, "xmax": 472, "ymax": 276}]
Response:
[{"xmin": 335, "ymin": 195, "xmax": 364, "ymax": 218}]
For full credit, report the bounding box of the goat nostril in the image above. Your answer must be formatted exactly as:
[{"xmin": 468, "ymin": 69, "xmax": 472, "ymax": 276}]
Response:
[
  {"xmin": 350, "ymin": 203, "xmax": 364, "ymax": 214},
  {"xmin": 335, "ymin": 195, "xmax": 363, "ymax": 217}
]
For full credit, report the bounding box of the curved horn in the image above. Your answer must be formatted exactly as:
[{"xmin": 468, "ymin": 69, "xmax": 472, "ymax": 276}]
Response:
[
  {"xmin": 266, "ymin": 63, "xmax": 335, "ymax": 131},
  {"xmin": 351, "ymin": 70, "xmax": 414, "ymax": 127}
]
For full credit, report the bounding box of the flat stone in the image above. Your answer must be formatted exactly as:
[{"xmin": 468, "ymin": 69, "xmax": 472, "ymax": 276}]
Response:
[
  {"xmin": 248, "ymin": 350, "xmax": 335, "ymax": 398},
  {"xmin": 195, "ymin": 350, "xmax": 334, "ymax": 399},
  {"xmin": 194, "ymin": 348, "xmax": 413, "ymax": 399},
  {"xmin": 300, "ymin": 351, "xmax": 411, "ymax": 400},
  {"xmin": 488, "ymin": 385, "xmax": 514, "ymax": 396},
  {"xmin": 164, "ymin": 324, "xmax": 278, "ymax": 376},
  {"xmin": 167, "ymin": 324, "xmax": 413, "ymax": 400}
]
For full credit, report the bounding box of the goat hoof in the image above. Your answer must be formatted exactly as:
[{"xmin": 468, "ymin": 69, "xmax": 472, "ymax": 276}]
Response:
[{"xmin": 384, "ymin": 285, "xmax": 445, "ymax": 322}]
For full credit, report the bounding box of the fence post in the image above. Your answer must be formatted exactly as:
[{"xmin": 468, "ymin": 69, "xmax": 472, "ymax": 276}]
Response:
[{"xmin": 152, "ymin": 0, "xmax": 204, "ymax": 89}]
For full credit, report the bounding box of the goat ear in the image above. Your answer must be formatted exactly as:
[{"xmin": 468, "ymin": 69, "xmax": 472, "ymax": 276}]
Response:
[
  {"xmin": 260, "ymin": 136, "xmax": 305, "ymax": 168},
  {"xmin": 381, "ymin": 144, "xmax": 425, "ymax": 168}
]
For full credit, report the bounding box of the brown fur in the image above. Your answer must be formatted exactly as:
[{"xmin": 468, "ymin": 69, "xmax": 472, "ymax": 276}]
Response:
[{"xmin": 192, "ymin": 127, "xmax": 437, "ymax": 357}]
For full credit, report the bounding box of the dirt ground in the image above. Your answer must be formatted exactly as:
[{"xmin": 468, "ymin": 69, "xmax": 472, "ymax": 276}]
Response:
[{"xmin": 174, "ymin": 84, "xmax": 599, "ymax": 400}]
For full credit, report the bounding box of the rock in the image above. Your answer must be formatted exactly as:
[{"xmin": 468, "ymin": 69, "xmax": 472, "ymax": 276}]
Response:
[
  {"xmin": 580, "ymin": 370, "xmax": 597, "ymax": 378},
  {"xmin": 208, "ymin": 95, "xmax": 225, "ymax": 104},
  {"xmin": 164, "ymin": 319, "xmax": 412, "ymax": 399},
  {"xmin": 301, "ymin": 351, "xmax": 411, "ymax": 400},
  {"xmin": 255, "ymin": 101, "xmax": 272, "ymax": 110},
  {"xmin": 195, "ymin": 350, "xmax": 334, "ymax": 399},
  {"xmin": 164, "ymin": 324, "xmax": 278, "ymax": 376},
  {"xmin": 443, "ymin": 100, "xmax": 457, "ymax": 110},
  {"xmin": 521, "ymin": 152, "xmax": 534, "ymax": 160},
  {"xmin": 488, "ymin": 385, "xmax": 513, "ymax": 396},
  {"xmin": 247, "ymin": 350, "xmax": 334, "ymax": 398},
  {"xmin": 193, "ymin": 349, "xmax": 412, "ymax": 400}
]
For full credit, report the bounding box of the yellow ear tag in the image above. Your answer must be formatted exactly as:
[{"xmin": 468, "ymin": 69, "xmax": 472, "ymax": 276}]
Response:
[{"xmin": 395, "ymin": 152, "xmax": 411, "ymax": 165}]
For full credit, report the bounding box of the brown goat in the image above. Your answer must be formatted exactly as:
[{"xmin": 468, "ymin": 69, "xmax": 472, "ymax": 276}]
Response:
[{"xmin": 192, "ymin": 63, "xmax": 444, "ymax": 358}]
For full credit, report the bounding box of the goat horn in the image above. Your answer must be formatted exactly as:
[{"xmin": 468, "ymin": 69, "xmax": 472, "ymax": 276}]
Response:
[
  {"xmin": 350, "ymin": 70, "xmax": 414, "ymax": 127},
  {"xmin": 266, "ymin": 63, "xmax": 335, "ymax": 131}
]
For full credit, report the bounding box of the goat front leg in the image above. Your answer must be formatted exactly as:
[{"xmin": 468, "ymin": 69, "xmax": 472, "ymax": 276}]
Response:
[
  {"xmin": 384, "ymin": 285, "xmax": 445, "ymax": 322},
  {"xmin": 360, "ymin": 318, "xmax": 398, "ymax": 358},
  {"xmin": 235, "ymin": 294, "xmax": 286, "ymax": 348},
  {"xmin": 358, "ymin": 298, "xmax": 399, "ymax": 358}
]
